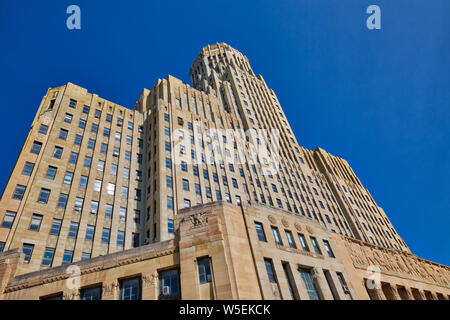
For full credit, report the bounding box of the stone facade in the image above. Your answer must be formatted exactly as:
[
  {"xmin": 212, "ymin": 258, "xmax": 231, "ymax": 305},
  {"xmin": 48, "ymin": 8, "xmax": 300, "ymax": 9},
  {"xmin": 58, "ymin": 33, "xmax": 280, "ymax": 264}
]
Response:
[{"xmin": 0, "ymin": 202, "xmax": 448, "ymax": 300}]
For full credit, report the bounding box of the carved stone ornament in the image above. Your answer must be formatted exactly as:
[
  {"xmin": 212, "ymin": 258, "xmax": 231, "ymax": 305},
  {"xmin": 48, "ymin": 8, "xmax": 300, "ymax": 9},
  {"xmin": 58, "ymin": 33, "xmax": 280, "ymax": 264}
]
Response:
[
  {"xmin": 268, "ymin": 215, "xmax": 276, "ymax": 224},
  {"xmin": 142, "ymin": 271, "xmax": 159, "ymax": 288},
  {"xmin": 281, "ymin": 218, "xmax": 289, "ymax": 228},
  {"xmin": 306, "ymin": 225, "xmax": 314, "ymax": 234},
  {"xmin": 102, "ymin": 280, "xmax": 119, "ymax": 296},
  {"xmin": 294, "ymin": 222, "xmax": 302, "ymax": 231}
]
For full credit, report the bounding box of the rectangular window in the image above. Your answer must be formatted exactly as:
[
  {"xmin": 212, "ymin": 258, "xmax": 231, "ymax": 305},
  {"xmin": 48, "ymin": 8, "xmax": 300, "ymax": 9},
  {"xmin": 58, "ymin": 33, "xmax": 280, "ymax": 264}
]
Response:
[
  {"xmin": 166, "ymin": 176, "xmax": 173, "ymax": 188},
  {"xmin": 285, "ymin": 230, "xmax": 296, "ymax": 248},
  {"xmin": 13, "ymin": 185, "xmax": 26, "ymax": 200},
  {"xmin": 62, "ymin": 250, "xmax": 73, "ymax": 265},
  {"xmin": 29, "ymin": 214, "xmax": 43, "ymax": 231},
  {"xmin": 91, "ymin": 123, "xmax": 98, "ymax": 134},
  {"xmin": 168, "ymin": 219, "xmax": 174, "ymax": 234},
  {"xmin": 197, "ymin": 257, "xmax": 212, "ymax": 284},
  {"xmin": 41, "ymin": 247, "xmax": 55, "ymax": 267},
  {"xmin": 158, "ymin": 269, "xmax": 180, "ymax": 300},
  {"xmin": 64, "ymin": 113, "xmax": 73, "ymax": 123},
  {"xmin": 101, "ymin": 228, "xmax": 110, "ymax": 243},
  {"xmin": 87, "ymin": 139, "xmax": 95, "ymax": 149},
  {"xmin": 81, "ymin": 253, "xmax": 91, "ymax": 260},
  {"xmin": 49, "ymin": 218, "xmax": 62, "ymax": 235},
  {"xmin": 90, "ymin": 201, "xmax": 99, "ymax": 214},
  {"xmin": 181, "ymin": 161, "xmax": 187, "ymax": 172},
  {"xmin": 22, "ymin": 243, "xmax": 34, "ymax": 264},
  {"xmin": 69, "ymin": 152, "xmax": 78, "ymax": 164},
  {"xmin": 53, "ymin": 146, "xmax": 63, "ymax": 159},
  {"xmin": 74, "ymin": 197, "xmax": 84, "ymax": 211},
  {"xmin": 45, "ymin": 166, "xmax": 57, "ymax": 180},
  {"xmin": 119, "ymin": 207, "xmax": 127, "ymax": 221},
  {"xmin": 117, "ymin": 231, "xmax": 125, "ymax": 247},
  {"xmin": 264, "ymin": 258, "xmax": 278, "ymax": 284},
  {"xmin": 182, "ymin": 179, "xmax": 189, "ymax": 191},
  {"xmin": 310, "ymin": 237, "xmax": 322, "ymax": 255},
  {"xmin": 81, "ymin": 286, "xmax": 102, "ymax": 300},
  {"xmin": 100, "ymin": 143, "xmax": 108, "ymax": 154},
  {"xmin": 2, "ymin": 211, "xmax": 16, "ymax": 229},
  {"xmin": 69, "ymin": 99, "xmax": 77, "ymax": 108},
  {"xmin": 111, "ymin": 164, "xmax": 118, "ymax": 175},
  {"xmin": 38, "ymin": 188, "xmax": 51, "ymax": 204},
  {"xmin": 68, "ymin": 222, "xmax": 79, "ymax": 238},
  {"xmin": 83, "ymin": 156, "xmax": 92, "ymax": 168},
  {"xmin": 183, "ymin": 199, "xmax": 191, "ymax": 208},
  {"xmin": 57, "ymin": 193, "xmax": 68, "ymax": 208},
  {"xmin": 38, "ymin": 124, "xmax": 49, "ymax": 135},
  {"xmin": 93, "ymin": 179, "xmax": 102, "ymax": 192},
  {"xmin": 79, "ymin": 175, "xmax": 88, "ymax": 188},
  {"xmin": 123, "ymin": 167, "xmax": 130, "ymax": 179},
  {"xmin": 64, "ymin": 171, "xmax": 73, "ymax": 185},
  {"xmin": 298, "ymin": 234, "xmax": 309, "ymax": 251},
  {"xmin": 167, "ymin": 196, "xmax": 173, "ymax": 210},
  {"xmin": 271, "ymin": 227, "xmax": 283, "ymax": 245},
  {"xmin": 0, "ymin": 242, "xmax": 4, "ymax": 253},
  {"xmin": 97, "ymin": 160, "xmax": 105, "ymax": 172},
  {"xmin": 59, "ymin": 129, "xmax": 68, "ymax": 140},
  {"xmin": 74, "ymin": 134, "xmax": 82, "ymax": 146},
  {"xmin": 323, "ymin": 240, "xmax": 335, "ymax": 258},
  {"xmin": 105, "ymin": 204, "xmax": 113, "ymax": 218},
  {"xmin": 119, "ymin": 277, "xmax": 141, "ymax": 300},
  {"xmin": 121, "ymin": 187, "xmax": 128, "ymax": 198},
  {"xmin": 107, "ymin": 183, "xmax": 115, "ymax": 195},
  {"xmin": 30, "ymin": 141, "xmax": 42, "ymax": 154},
  {"xmin": 254, "ymin": 222, "xmax": 267, "ymax": 242},
  {"xmin": 22, "ymin": 162, "xmax": 34, "ymax": 176},
  {"xmin": 299, "ymin": 268, "xmax": 321, "ymax": 300}
]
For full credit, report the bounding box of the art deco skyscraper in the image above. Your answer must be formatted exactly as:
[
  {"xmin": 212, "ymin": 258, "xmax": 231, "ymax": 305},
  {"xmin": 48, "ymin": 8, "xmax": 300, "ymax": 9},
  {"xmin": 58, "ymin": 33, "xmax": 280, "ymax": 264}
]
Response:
[{"xmin": 0, "ymin": 43, "xmax": 408, "ymax": 275}]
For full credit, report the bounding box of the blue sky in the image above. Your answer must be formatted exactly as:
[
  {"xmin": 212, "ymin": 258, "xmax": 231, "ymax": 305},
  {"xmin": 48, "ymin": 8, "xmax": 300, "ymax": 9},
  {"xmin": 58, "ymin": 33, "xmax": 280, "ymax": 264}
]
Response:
[{"xmin": 0, "ymin": 1, "xmax": 449, "ymax": 265}]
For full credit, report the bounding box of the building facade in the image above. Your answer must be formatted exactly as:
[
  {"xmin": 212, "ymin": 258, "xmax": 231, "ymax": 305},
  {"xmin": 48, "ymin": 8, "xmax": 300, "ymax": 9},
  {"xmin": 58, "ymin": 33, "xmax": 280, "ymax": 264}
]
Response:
[{"xmin": 0, "ymin": 43, "xmax": 448, "ymax": 300}]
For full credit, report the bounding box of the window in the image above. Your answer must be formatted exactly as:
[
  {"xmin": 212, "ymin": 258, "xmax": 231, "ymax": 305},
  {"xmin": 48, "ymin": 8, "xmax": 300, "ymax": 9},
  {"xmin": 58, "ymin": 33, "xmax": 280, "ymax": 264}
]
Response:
[
  {"xmin": 74, "ymin": 134, "xmax": 82, "ymax": 146},
  {"xmin": 95, "ymin": 109, "xmax": 102, "ymax": 118},
  {"xmin": 90, "ymin": 201, "xmax": 99, "ymax": 214},
  {"xmin": 12, "ymin": 185, "xmax": 26, "ymax": 200},
  {"xmin": 285, "ymin": 230, "xmax": 296, "ymax": 248},
  {"xmin": 64, "ymin": 171, "xmax": 73, "ymax": 185},
  {"xmin": 46, "ymin": 166, "xmax": 57, "ymax": 180},
  {"xmin": 120, "ymin": 277, "xmax": 141, "ymax": 300},
  {"xmin": 123, "ymin": 167, "xmax": 130, "ymax": 179},
  {"xmin": 49, "ymin": 218, "xmax": 62, "ymax": 235},
  {"xmin": 79, "ymin": 175, "xmax": 88, "ymax": 188},
  {"xmin": 81, "ymin": 286, "xmax": 102, "ymax": 300},
  {"xmin": 74, "ymin": 197, "xmax": 84, "ymax": 211},
  {"xmin": 91, "ymin": 123, "xmax": 98, "ymax": 134},
  {"xmin": 22, "ymin": 244, "xmax": 34, "ymax": 263},
  {"xmin": 181, "ymin": 161, "xmax": 187, "ymax": 172},
  {"xmin": 125, "ymin": 151, "xmax": 131, "ymax": 161},
  {"xmin": 69, "ymin": 99, "xmax": 77, "ymax": 108},
  {"xmin": 134, "ymin": 210, "xmax": 140, "ymax": 223},
  {"xmin": 121, "ymin": 186, "xmax": 128, "ymax": 198},
  {"xmin": 0, "ymin": 242, "xmax": 4, "ymax": 252},
  {"xmin": 264, "ymin": 258, "xmax": 278, "ymax": 284},
  {"xmin": 215, "ymin": 190, "xmax": 222, "ymax": 201},
  {"xmin": 97, "ymin": 160, "xmax": 105, "ymax": 172},
  {"xmin": 65, "ymin": 221, "xmax": 79, "ymax": 239},
  {"xmin": 167, "ymin": 196, "xmax": 173, "ymax": 210},
  {"xmin": 56, "ymin": 193, "xmax": 68, "ymax": 208},
  {"xmin": 69, "ymin": 152, "xmax": 78, "ymax": 164},
  {"xmin": 2, "ymin": 211, "xmax": 16, "ymax": 228},
  {"xmin": 64, "ymin": 113, "xmax": 73, "ymax": 123},
  {"xmin": 159, "ymin": 269, "xmax": 180, "ymax": 300},
  {"xmin": 166, "ymin": 176, "xmax": 173, "ymax": 188},
  {"xmin": 182, "ymin": 179, "xmax": 189, "ymax": 191},
  {"xmin": 101, "ymin": 228, "xmax": 110, "ymax": 243},
  {"xmin": 38, "ymin": 124, "xmax": 49, "ymax": 135},
  {"xmin": 29, "ymin": 214, "xmax": 43, "ymax": 231},
  {"xmin": 104, "ymin": 128, "xmax": 110, "ymax": 137},
  {"xmin": 30, "ymin": 141, "xmax": 42, "ymax": 154},
  {"xmin": 310, "ymin": 237, "xmax": 322, "ymax": 255},
  {"xmin": 111, "ymin": 164, "xmax": 118, "ymax": 175},
  {"xmin": 82, "ymin": 105, "xmax": 90, "ymax": 114},
  {"xmin": 38, "ymin": 188, "xmax": 51, "ymax": 204},
  {"xmin": 195, "ymin": 184, "xmax": 201, "ymax": 195},
  {"xmin": 100, "ymin": 143, "xmax": 108, "ymax": 154},
  {"xmin": 271, "ymin": 227, "xmax": 283, "ymax": 245},
  {"xmin": 168, "ymin": 219, "xmax": 174, "ymax": 234},
  {"xmin": 83, "ymin": 156, "xmax": 92, "ymax": 168},
  {"xmin": 22, "ymin": 162, "xmax": 34, "ymax": 176},
  {"xmin": 87, "ymin": 139, "xmax": 95, "ymax": 149},
  {"xmin": 41, "ymin": 248, "xmax": 55, "ymax": 267},
  {"xmin": 126, "ymin": 135, "xmax": 132, "ymax": 145},
  {"xmin": 81, "ymin": 252, "xmax": 91, "ymax": 260},
  {"xmin": 119, "ymin": 207, "xmax": 127, "ymax": 221},
  {"xmin": 298, "ymin": 234, "xmax": 309, "ymax": 251},
  {"xmin": 323, "ymin": 240, "xmax": 335, "ymax": 258},
  {"xmin": 115, "ymin": 131, "xmax": 121, "ymax": 142},
  {"xmin": 107, "ymin": 183, "xmax": 115, "ymax": 195},
  {"xmin": 128, "ymin": 121, "xmax": 133, "ymax": 130},
  {"xmin": 59, "ymin": 129, "xmax": 68, "ymax": 140},
  {"xmin": 117, "ymin": 231, "xmax": 125, "ymax": 247},
  {"xmin": 232, "ymin": 178, "xmax": 238, "ymax": 189},
  {"xmin": 299, "ymin": 268, "xmax": 321, "ymax": 300},
  {"xmin": 184, "ymin": 199, "xmax": 191, "ymax": 208},
  {"xmin": 106, "ymin": 114, "xmax": 112, "ymax": 122},
  {"xmin": 105, "ymin": 204, "xmax": 113, "ymax": 218},
  {"xmin": 197, "ymin": 257, "xmax": 212, "ymax": 284},
  {"xmin": 62, "ymin": 250, "xmax": 73, "ymax": 265},
  {"xmin": 93, "ymin": 179, "xmax": 102, "ymax": 192}
]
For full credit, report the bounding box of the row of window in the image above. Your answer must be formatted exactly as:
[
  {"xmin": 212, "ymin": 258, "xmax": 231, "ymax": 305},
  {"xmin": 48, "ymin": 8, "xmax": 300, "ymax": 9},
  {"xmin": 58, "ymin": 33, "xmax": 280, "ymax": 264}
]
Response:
[{"xmin": 254, "ymin": 221, "xmax": 335, "ymax": 258}]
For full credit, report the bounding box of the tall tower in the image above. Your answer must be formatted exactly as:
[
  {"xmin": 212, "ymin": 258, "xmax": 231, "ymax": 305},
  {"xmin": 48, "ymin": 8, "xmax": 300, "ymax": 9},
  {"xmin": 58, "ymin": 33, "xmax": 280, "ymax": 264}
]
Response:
[{"xmin": 0, "ymin": 43, "xmax": 409, "ymax": 276}]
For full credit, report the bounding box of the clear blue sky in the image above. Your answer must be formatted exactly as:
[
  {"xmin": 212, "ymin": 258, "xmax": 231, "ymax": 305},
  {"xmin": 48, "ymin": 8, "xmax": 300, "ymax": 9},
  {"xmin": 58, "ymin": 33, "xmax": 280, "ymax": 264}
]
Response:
[{"xmin": 0, "ymin": 1, "xmax": 449, "ymax": 265}]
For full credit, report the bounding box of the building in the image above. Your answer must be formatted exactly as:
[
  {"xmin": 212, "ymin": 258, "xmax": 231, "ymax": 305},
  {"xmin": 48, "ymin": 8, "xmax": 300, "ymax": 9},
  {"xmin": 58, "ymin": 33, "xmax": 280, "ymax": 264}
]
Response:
[{"xmin": 0, "ymin": 43, "xmax": 448, "ymax": 300}]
